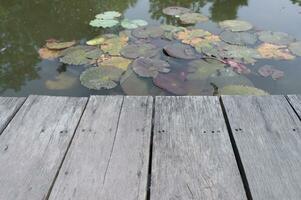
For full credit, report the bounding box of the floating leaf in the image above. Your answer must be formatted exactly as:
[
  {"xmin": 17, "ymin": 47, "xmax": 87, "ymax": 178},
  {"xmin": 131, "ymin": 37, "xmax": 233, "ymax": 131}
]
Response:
[
  {"xmin": 223, "ymin": 44, "xmax": 262, "ymax": 64},
  {"xmin": 99, "ymin": 56, "xmax": 131, "ymax": 71},
  {"xmin": 131, "ymin": 57, "xmax": 170, "ymax": 78},
  {"xmin": 60, "ymin": 46, "xmax": 101, "ymax": 65},
  {"xmin": 120, "ymin": 44, "xmax": 158, "ymax": 59},
  {"xmin": 132, "ymin": 26, "xmax": 164, "ymax": 39},
  {"xmin": 222, "ymin": 59, "xmax": 250, "ymax": 74},
  {"xmin": 45, "ymin": 73, "xmax": 76, "ymax": 90},
  {"xmin": 187, "ymin": 59, "xmax": 225, "ymax": 80},
  {"xmin": 257, "ymin": 43, "xmax": 295, "ymax": 60},
  {"xmin": 193, "ymin": 35, "xmax": 221, "ymax": 50},
  {"xmin": 162, "ymin": 6, "xmax": 191, "ymax": 16},
  {"xmin": 289, "ymin": 41, "xmax": 301, "ymax": 56},
  {"xmin": 95, "ymin": 11, "xmax": 121, "ymax": 20},
  {"xmin": 196, "ymin": 42, "xmax": 228, "ymax": 59},
  {"xmin": 208, "ymin": 68, "xmax": 254, "ymax": 88},
  {"xmin": 153, "ymin": 73, "xmax": 187, "ymax": 95},
  {"xmin": 258, "ymin": 31, "xmax": 295, "ymax": 45},
  {"xmin": 175, "ymin": 29, "xmax": 211, "ymax": 46},
  {"xmin": 160, "ymin": 25, "xmax": 186, "ymax": 40},
  {"xmin": 220, "ymin": 31, "xmax": 257, "ymax": 46},
  {"xmin": 120, "ymin": 69, "xmax": 150, "ymax": 95},
  {"xmin": 86, "ymin": 36, "xmax": 105, "ymax": 46},
  {"xmin": 219, "ymin": 20, "xmax": 253, "ymax": 32},
  {"xmin": 258, "ymin": 65, "xmax": 284, "ymax": 80},
  {"xmin": 121, "ymin": 19, "xmax": 148, "ymax": 29},
  {"xmin": 46, "ymin": 40, "xmax": 76, "ymax": 50},
  {"xmin": 101, "ymin": 34, "xmax": 128, "ymax": 56},
  {"xmin": 164, "ymin": 43, "xmax": 197, "ymax": 59},
  {"xmin": 89, "ymin": 19, "xmax": 119, "ymax": 28},
  {"xmin": 38, "ymin": 48, "xmax": 60, "ymax": 60},
  {"xmin": 80, "ymin": 67, "xmax": 123, "ymax": 90},
  {"xmin": 179, "ymin": 13, "xmax": 208, "ymax": 24},
  {"xmin": 219, "ymin": 85, "xmax": 269, "ymax": 95}
]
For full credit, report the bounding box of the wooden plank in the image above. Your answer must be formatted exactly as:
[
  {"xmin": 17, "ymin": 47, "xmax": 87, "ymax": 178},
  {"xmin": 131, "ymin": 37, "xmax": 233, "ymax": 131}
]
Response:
[
  {"xmin": 0, "ymin": 97, "xmax": 26, "ymax": 134},
  {"xmin": 287, "ymin": 95, "xmax": 301, "ymax": 119},
  {"xmin": 222, "ymin": 95, "xmax": 301, "ymax": 199},
  {"xmin": 0, "ymin": 95, "xmax": 87, "ymax": 200},
  {"xmin": 49, "ymin": 96, "xmax": 153, "ymax": 200},
  {"xmin": 151, "ymin": 96, "xmax": 246, "ymax": 200}
]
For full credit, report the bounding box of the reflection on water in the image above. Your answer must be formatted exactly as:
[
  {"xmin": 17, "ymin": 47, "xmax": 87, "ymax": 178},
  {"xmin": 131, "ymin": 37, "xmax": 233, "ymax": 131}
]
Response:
[{"xmin": 0, "ymin": 0, "xmax": 301, "ymax": 96}]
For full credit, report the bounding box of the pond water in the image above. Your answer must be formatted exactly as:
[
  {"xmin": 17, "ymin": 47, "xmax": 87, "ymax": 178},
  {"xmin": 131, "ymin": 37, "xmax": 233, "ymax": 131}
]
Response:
[{"xmin": 1, "ymin": 0, "xmax": 301, "ymax": 96}]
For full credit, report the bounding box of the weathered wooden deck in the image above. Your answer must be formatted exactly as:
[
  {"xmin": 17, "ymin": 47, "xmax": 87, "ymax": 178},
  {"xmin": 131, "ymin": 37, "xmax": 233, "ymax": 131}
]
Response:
[{"xmin": 0, "ymin": 95, "xmax": 301, "ymax": 200}]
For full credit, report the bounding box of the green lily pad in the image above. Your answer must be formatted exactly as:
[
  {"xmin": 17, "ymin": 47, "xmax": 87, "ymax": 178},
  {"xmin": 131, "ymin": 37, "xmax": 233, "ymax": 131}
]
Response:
[
  {"xmin": 289, "ymin": 41, "xmax": 301, "ymax": 56},
  {"xmin": 196, "ymin": 42, "xmax": 229, "ymax": 59},
  {"xmin": 120, "ymin": 44, "xmax": 158, "ymax": 59},
  {"xmin": 95, "ymin": 11, "xmax": 121, "ymax": 20},
  {"xmin": 162, "ymin": 6, "xmax": 191, "ymax": 16},
  {"xmin": 89, "ymin": 19, "xmax": 119, "ymax": 28},
  {"xmin": 187, "ymin": 59, "xmax": 225, "ymax": 81},
  {"xmin": 131, "ymin": 57, "xmax": 170, "ymax": 78},
  {"xmin": 175, "ymin": 29, "xmax": 211, "ymax": 46},
  {"xmin": 100, "ymin": 56, "xmax": 131, "ymax": 71},
  {"xmin": 101, "ymin": 34, "xmax": 128, "ymax": 56},
  {"xmin": 121, "ymin": 19, "xmax": 148, "ymax": 29},
  {"xmin": 179, "ymin": 13, "xmax": 208, "ymax": 24},
  {"xmin": 220, "ymin": 31, "xmax": 257, "ymax": 45},
  {"xmin": 46, "ymin": 40, "xmax": 76, "ymax": 50},
  {"xmin": 258, "ymin": 31, "xmax": 295, "ymax": 45},
  {"xmin": 80, "ymin": 67, "xmax": 123, "ymax": 90},
  {"xmin": 164, "ymin": 43, "xmax": 197, "ymax": 59},
  {"xmin": 132, "ymin": 26, "xmax": 164, "ymax": 39},
  {"xmin": 208, "ymin": 68, "xmax": 254, "ymax": 88},
  {"xmin": 219, "ymin": 20, "xmax": 253, "ymax": 32},
  {"xmin": 223, "ymin": 44, "xmax": 262, "ymax": 64},
  {"xmin": 219, "ymin": 85, "xmax": 269, "ymax": 95},
  {"xmin": 86, "ymin": 36, "xmax": 105, "ymax": 46},
  {"xmin": 160, "ymin": 25, "xmax": 186, "ymax": 40},
  {"xmin": 59, "ymin": 46, "xmax": 102, "ymax": 65}
]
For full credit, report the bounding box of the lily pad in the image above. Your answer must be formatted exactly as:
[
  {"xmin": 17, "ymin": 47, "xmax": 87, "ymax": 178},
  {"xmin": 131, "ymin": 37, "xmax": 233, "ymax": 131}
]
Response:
[
  {"xmin": 95, "ymin": 11, "xmax": 121, "ymax": 20},
  {"xmin": 258, "ymin": 65, "xmax": 284, "ymax": 80},
  {"xmin": 86, "ymin": 36, "xmax": 105, "ymax": 46},
  {"xmin": 162, "ymin": 6, "xmax": 191, "ymax": 16},
  {"xmin": 59, "ymin": 46, "xmax": 100, "ymax": 65},
  {"xmin": 153, "ymin": 73, "xmax": 187, "ymax": 95},
  {"xmin": 257, "ymin": 43, "xmax": 295, "ymax": 60},
  {"xmin": 258, "ymin": 31, "xmax": 295, "ymax": 45},
  {"xmin": 196, "ymin": 42, "xmax": 229, "ymax": 59},
  {"xmin": 222, "ymin": 59, "xmax": 250, "ymax": 74},
  {"xmin": 223, "ymin": 44, "xmax": 262, "ymax": 64},
  {"xmin": 164, "ymin": 43, "xmax": 197, "ymax": 59},
  {"xmin": 208, "ymin": 68, "xmax": 254, "ymax": 88},
  {"xmin": 80, "ymin": 67, "xmax": 123, "ymax": 90},
  {"xmin": 160, "ymin": 25, "xmax": 186, "ymax": 40},
  {"xmin": 187, "ymin": 59, "xmax": 225, "ymax": 80},
  {"xmin": 38, "ymin": 48, "xmax": 60, "ymax": 60},
  {"xmin": 289, "ymin": 41, "xmax": 301, "ymax": 56},
  {"xmin": 219, "ymin": 85, "xmax": 269, "ymax": 95},
  {"xmin": 100, "ymin": 56, "xmax": 131, "ymax": 71},
  {"xmin": 120, "ymin": 69, "xmax": 150, "ymax": 95},
  {"xmin": 220, "ymin": 31, "xmax": 257, "ymax": 45},
  {"xmin": 121, "ymin": 19, "xmax": 148, "ymax": 29},
  {"xmin": 120, "ymin": 44, "xmax": 158, "ymax": 59},
  {"xmin": 101, "ymin": 34, "xmax": 128, "ymax": 56},
  {"xmin": 131, "ymin": 57, "xmax": 170, "ymax": 78},
  {"xmin": 89, "ymin": 19, "xmax": 119, "ymax": 28},
  {"xmin": 46, "ymin": 40, "xmax": 76, "ymax": 50},
  {"xmin": 132, "ymin": 26, "xmax": 164, "ymax": 39},
  {"xmin": 219, "ymin": 20, "xmax": 253, "ymax": 32},
  {"xmin": 179, "ymin": 13, "xmax": 208, "ymax": 24},
  {"xmin": 175, "ymin": 29, "xmax": 211, "ymax": 46},
  {"xmin": 45, "ymin": 73, "xmax": 76, "ymax": 90}
]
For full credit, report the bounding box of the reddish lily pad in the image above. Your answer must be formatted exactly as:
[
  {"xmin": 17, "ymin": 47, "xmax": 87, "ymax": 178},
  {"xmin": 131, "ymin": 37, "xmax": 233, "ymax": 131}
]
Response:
[
  {"xmin": 131, "ymin": 57, "xmax": 170, "ymax": 78},
  {"xmin": 153, "ymin": 73, "xmax": 187, "ymax": 95},
  {"xmin": 162, "ymin": 7, "xmax": 191, "ymax": 16},
  {"xmin": 120, "ymin": 44, "xmax": 159, "ymax": 59},
  {"xmin": 163, "ymin": 43, "xmax": 197, "ymax": 59},
  {"xmin": 258, "ymin": 65, "xmax": 284, "ymax": 80},
  {"xmin": 46, "ymin": 40, "xmax": 76, "ymax": 50}
]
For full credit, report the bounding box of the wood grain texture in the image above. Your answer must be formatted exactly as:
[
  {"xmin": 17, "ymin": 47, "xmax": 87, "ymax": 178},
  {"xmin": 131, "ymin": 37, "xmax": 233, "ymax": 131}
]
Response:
[
  {"xmin": 287, "ymin": 95, "xmax": 301, "ymax": 119},
  {"xmin": 0, "ymin": 95, "xmax": 87, "ymax": 200},
  {"xmin": 222, "ymin": 95, "xmax": 301, "ymax": 200},
  {"xmin": 0, "ymin": 97, "xmax": 26, "ymax": 134},
  {"xmin": 151, "ymin": 96, "xmax": 246, "ymax": 200},
  {"xmin": 49, "ymin": 96, "xmax": 153, "ymax": 200}
]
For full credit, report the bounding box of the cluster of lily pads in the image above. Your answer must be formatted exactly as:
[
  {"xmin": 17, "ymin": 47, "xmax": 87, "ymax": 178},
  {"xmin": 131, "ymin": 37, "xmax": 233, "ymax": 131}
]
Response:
[{"xmin": 38, "ymin": 7, "xmax": 301, "ymax": 95}]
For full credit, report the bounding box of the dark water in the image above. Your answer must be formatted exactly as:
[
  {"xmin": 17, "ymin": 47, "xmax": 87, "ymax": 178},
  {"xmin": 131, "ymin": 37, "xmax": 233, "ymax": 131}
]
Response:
[{"xmin": 0, "ymin": 0, "xmax": 301, "ymax": 96}]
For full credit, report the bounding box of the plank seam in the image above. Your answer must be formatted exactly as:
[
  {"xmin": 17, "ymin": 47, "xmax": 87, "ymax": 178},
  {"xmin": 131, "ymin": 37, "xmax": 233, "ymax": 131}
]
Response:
[
  {"xmin": 0, "ymin": 97, "xmax": 27, "ymax": 135},
  {"xmin": 219, "ymin": 97, "xmax": 253, "ymax": 200},
  {"xmin": 102, "ymin": 96, "xmax": 125, "ymax": 185},
  {"xmin": 285, "ymin": 95, "xmax": 301, "ymax": 121},
  {"xmin": 146, "ymin": 97, "xmax": 156, "ymax": 200},
  {"xmin": 45, "ymin": 97, "xmax": 89, "ymax": 200}
]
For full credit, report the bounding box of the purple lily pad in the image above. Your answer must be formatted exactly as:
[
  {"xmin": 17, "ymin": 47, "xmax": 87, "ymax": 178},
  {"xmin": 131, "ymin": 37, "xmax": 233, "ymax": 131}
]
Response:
[
  {"xmin": 153, "ymin": 73, "xmax": 187, "ymax": 95},
  {"xmin": 132, "ymin": 26, "xmax": 164, "ymax": 39},
  {"xmin": 131, "ymin": 57, "xmax": 170, "ymax": 78},
  {"xmin": 120, "ymin": 44, "xmax": 159, "ymax": 59},
  {"xmin": 163, "ymin": 43, "xmax": 197, "ymax": 60}
]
